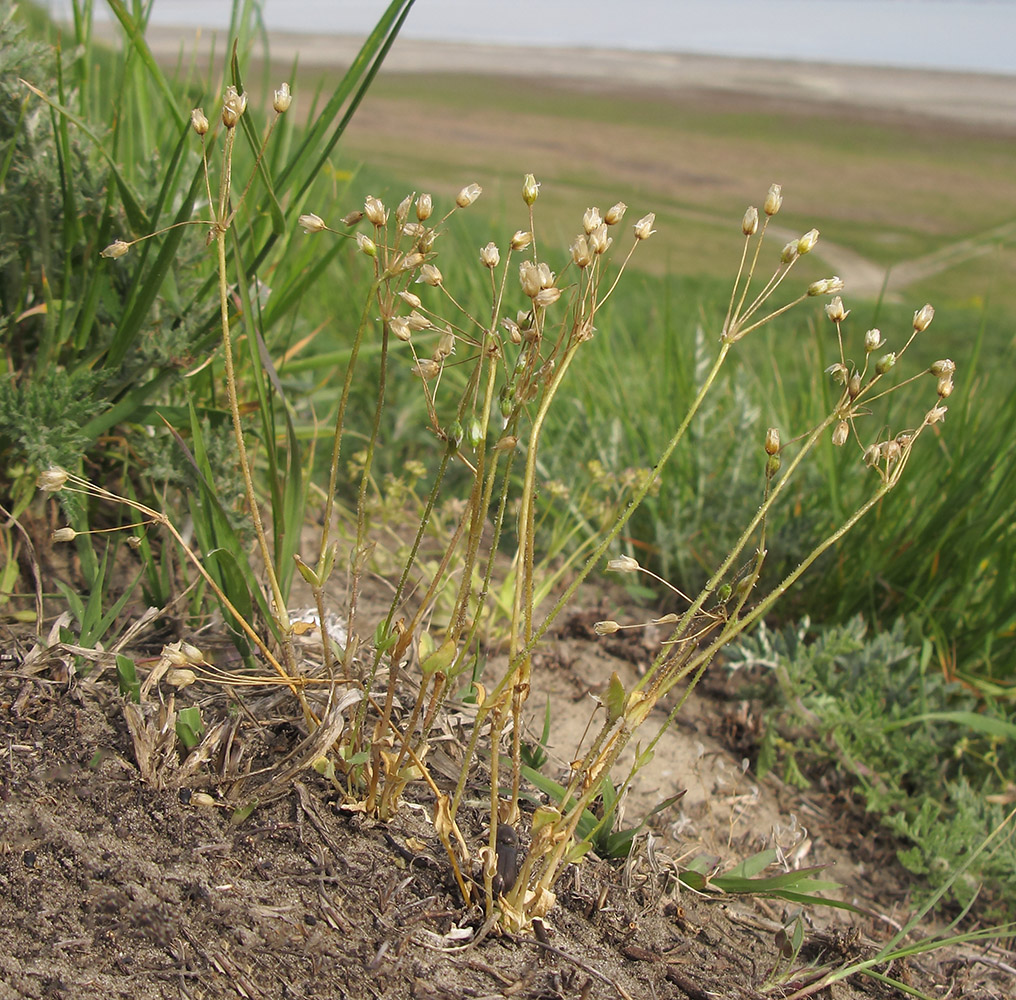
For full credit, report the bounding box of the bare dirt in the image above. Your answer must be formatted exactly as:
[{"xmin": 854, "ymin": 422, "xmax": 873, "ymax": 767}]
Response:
[{"xmin": 2, "ymin": 594, "xmax": 1012, "ymax": 1000}]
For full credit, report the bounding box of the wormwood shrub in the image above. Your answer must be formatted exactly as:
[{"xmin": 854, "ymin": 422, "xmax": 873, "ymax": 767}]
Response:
[
  {"xmin": 729, "ymin": 616, "xmax": 1016, "ymax": 912},
  {"xmin": 0, "ymin": 0, "xmax": 238, "ymax": 618},
  {"xmin": 31, "ymin": 55, "xmax": 958, "ymax": 931},
  {"xmin": 0, "ymin": 6, "xmax": 108, "ymax": 491}
]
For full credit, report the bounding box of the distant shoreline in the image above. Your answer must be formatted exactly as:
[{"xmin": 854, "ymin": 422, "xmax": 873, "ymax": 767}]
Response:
[{"xmin": 83, "ymin": 22, "xmax": 1016, "ymax": 132}]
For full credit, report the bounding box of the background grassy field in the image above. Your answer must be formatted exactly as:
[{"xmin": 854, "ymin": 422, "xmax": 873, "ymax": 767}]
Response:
[
  {"xmin": 263, "ymin": 55, "xmax": 1016, "ymax": 673},
  {"xmin": 332, "ymin": 70, "xmax": 1016, "ymax": 304}
]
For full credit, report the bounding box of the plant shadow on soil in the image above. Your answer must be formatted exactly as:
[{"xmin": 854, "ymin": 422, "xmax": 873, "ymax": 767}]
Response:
[{"xmin": 1, "ymin": 598, "xmax": 1011, "ymax": 1000}]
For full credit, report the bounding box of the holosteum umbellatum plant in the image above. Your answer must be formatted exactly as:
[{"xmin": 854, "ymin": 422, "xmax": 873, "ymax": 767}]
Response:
[
  {"xmin": 90, "ymin": 79, "xmax": 956, "ymax": 931},
  {"xmin": 99, "ymin": 83, "xmax": 316, "ymax": 714}
]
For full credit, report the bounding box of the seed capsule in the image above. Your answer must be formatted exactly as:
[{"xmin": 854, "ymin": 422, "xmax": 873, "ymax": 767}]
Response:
[
  {"xmin": 522, "ymin": 174, "xmax": 540, "ymax": 206},
  {"xmin": 764, "ymin": 183, "xmax": 783, "ymax": 216},
  {"xmin": 273, "ymin": 82, "xmax": 292, "ymax": 113}
]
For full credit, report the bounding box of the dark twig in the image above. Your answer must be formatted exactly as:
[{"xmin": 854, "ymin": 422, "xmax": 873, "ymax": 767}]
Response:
[{"xmin": 515, "ymin": 932, "xmax": 636, "ymax": 1000}]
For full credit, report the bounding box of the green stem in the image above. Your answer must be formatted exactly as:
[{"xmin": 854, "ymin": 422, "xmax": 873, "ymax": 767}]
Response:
[
  {"xmin": 486, "ymin": 338, "xmax": 735, "ymax": 714},
  {"xmin": 633, "ymin": 408, "xmax": 840, "ymax": 697}
]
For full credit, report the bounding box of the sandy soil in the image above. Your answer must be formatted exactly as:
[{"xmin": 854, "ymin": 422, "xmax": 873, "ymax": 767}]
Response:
[{"xmin": 5, "ymin": 602, "xmax": 1009, "ymax": 1000}]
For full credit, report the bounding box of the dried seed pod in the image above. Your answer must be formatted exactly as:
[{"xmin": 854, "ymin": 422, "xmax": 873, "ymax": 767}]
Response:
[
  {"xmin": 480, "ymin": 242, "xmax": 500, "ymax": 269},
  {"xmin": 190, "ymin": 108, "xmax": 209, "ymax": 135},
  {"xmin": 221, "ymin": 86, "xmax": 246, "ymax": 128},
  {"xmin": 273, "ymin": 82, "xmax": 292, "ymax": 114},
  {"xmin": 604, "ymin": 201, "xmax": 627, "ymax": 225},
  {"xmin": 456, "ymin": 182, "xmax": 482, "ymax": 207},
  {"xmin": 298, "ymin": 213, "xmax": 326, "ymax": 234},
  {"xmin": 913, "ymin": 303, "xmax": 935, "ymax": 332},
  {"xmin": 764, "ymin": 183, "xmax": 783, "ymax": 216},
  {"xmin": 797, "ymin": 228, "xmax": 820, "ymax": 254},
  {"xmin": 824, "ymin": 296, "xmax": 849, "ymax": 322},
  {"xmin": 364, "ymin": 195, "xmax": 388, "ymax": 226},
  {"xmin": 582, "ymin": 206, "xmax": 602, "ymax": 234},
  {"xmin": 522, "ymin": 173, "xmax": 540, "ymax": 206},
  {"xmin": 633, "ymin": 213, "xmax": 656, "ymax": 240}
]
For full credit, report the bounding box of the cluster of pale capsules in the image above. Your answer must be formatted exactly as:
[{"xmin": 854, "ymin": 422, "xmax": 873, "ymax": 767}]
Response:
[
  {"xmin": 100, "ymin": 82, "xmax": 294, "ymax": 261},
  {"xmin": 821, "ymin": 298, "xmax": 953, "ymax": 482},
  {"xmin": 299, "ymin": 174, "xmax": 656, "ymax": 380}
]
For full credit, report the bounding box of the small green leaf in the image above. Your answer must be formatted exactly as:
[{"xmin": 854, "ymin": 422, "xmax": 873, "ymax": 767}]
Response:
[
  {"xmin": 230, "ymin": 801, "xmax": 258, "ymax": 825},
  {"xmin": 421, "ymin": 637, "xmax": 456, "ymax": 676},
  {"xmin": 176, "ymin": 706, "xmax": 204, "ymax": 750},
  {"xmin": 115, "ymin": 654, "xmax": 140, "ymax": 703},
  {"xmin": 312, "ymin": 756, "xmax": 336, "ymax": 781},
  {"xmin": 606, "ymin": 671, "xmax": 625, "ymax": 723},
  {"xmin": 679, "ymin": 870, "xmax": 709, "ymax": 891},
  {"xmin": 724, "ymin": 848, "xmax": 778, "ymax": 879},
  {"xmin": 564, "ymin": 840, "xmax": 594, "ymax": 864},
  {"xmin": 375, "ymin": 620, "xmax": 399, "ymax": 654},
  {"xmin": 293, "ymin": 553, "xmax": 321, "ymax": 587}
]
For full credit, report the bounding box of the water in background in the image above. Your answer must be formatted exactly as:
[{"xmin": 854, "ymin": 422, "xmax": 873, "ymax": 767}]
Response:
[{"xmin": 41, "ymin": 0, "xmax": 1016, "ymax": 76}]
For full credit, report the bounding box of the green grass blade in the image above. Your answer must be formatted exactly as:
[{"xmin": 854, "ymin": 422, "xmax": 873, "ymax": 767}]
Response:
[
  {"xmin": 104, "ymin": 0, "xmax": 186, "ymax": 131},
  {"xmin": 723, "ymin": 848, "xmax": 778, "ymax": 879},
  {"xmin": 53, "ymin": 578, "xmax": 85, "ymax": 628},
  {"xmin": 80, "ymin": 370, "xmax": 177, "ymax": 441},
  {"xmin": 883, "ymin": 710, "xmax": 1016, "ymax": 741},
  {"xmin": 93, "ymin": 563, "xmax": 145, "ymax": 645},
  {"xmin": 277, "ymin": 0, "xmax": 415, "ymax": 199},
  {"xmin": 115, "ymin": 653, "xmax": 141, "ymax": 702},
  {"xmin": 173, "ymin": 402, "xmax": 278, "ymax": 644},
  {"xmin": 79, "ymin": 542, "xmax": 110, "ymax": 645},
  {"xmin": 106, "ymin": 143, "xmax": 205, "ymax": 369}
]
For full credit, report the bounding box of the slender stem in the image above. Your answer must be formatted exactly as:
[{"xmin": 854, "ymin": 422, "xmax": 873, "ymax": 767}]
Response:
[
  {"xmin": 348, "ymin": 308, "xmax": 391, "ymax": 647},
  {"xmin": 727, "ymin": 214, "xmax": 771, "ymax": 332},
  {"xmin": 317, "ymin": 279, "xmax": 380, "ymax": 568},
  {"xmin": 633, "ymin": 409, "xmax": 839, "ymax": 697},
  {"xmin": 727, "ymin": 291, "xmax": 808, "ymax": 343},
  {"xmin": 58, "ymin": 473, "xmax": 301, "ymax": 694},
  {"xmin": 485, "ymin": 338, "xmax": 735, "ymax": 715},
  {"xmin": 223, "ymin": 113, "xmax": 280, "ymax": 230},
  {"xmin": 215, "ymin": 229, "xmax": 293, "ymax": 641}
]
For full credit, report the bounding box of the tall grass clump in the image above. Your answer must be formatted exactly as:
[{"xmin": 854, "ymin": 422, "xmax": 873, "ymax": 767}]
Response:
[
  {"xmin": 1, "ymin": 0, "xmax": 413, "ymax": 625},
  {"xmin": 10, "ymin": 4, "xmax": 977, "ymax": 943}
]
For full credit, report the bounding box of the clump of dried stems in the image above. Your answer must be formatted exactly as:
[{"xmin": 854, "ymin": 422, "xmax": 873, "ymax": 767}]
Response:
[{"xmin": 56, "ymin": 82, "xmax": 955, "ymax": 932}]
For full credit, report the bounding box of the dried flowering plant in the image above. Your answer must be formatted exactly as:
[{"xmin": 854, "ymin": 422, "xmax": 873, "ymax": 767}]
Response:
[
  {"xmin": 290, "ymin": 176, "xmax": 665, "ymax": 911},
  {"xmin": 241, "ymin": 172, "xmax": 952, "ymax": 926},
  {"xmin": 472, "ymin": 185, "xmax": 955, "ymax": 927},
  {"xmin": 70, "ymin": 73, "xmax": 954, "ymax": 933}
]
